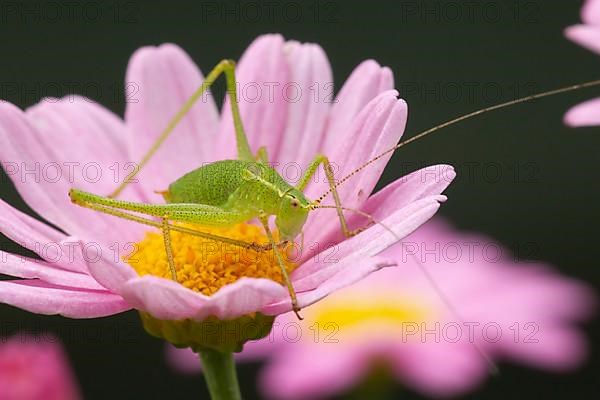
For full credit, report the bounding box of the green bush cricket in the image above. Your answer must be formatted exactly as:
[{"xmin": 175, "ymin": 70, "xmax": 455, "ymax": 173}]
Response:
[
  {"xmin": 68, "ymin": 58, "xmax": 600, "ymax": 319},
  {"xmin": 69, "ymin": 60, "xmax": 363, "ymax": 319}
]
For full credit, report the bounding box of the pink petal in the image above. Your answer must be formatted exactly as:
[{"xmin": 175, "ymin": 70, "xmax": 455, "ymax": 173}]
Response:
[
  {"xmin": 582, "ymin": 0, "xmax": 600, "ymax": 24},
  {"xmin": 335, "ymin": 95, "xmax": 408, "ymax": 208},
  {"xmin": 219, "ymin": 34, "xmax": 290, "ymax": 160},
  {"xmin": 124, "ymin": 43, "xmax": 220, "ymax": 194},
  {"xmin": 259, "ymin": 344, "xmax": 370, "ymax": 400},
  {"xmin": 0, "ymin": 203, "xmax": 98, "ymax": 274},
  {"xmin": 452, "ymin": 266, "xmax": 596, "ymax": 324},
  {"xmin": 264, "ymin": 256, "xmax": 394, "ymax": 315},
  {"xmin": 364, "ymin": 165, "xmax": 456, "ymax": 219},
  {"xmin": 291, "ymin": 257, "xmax": 394, "ymax": 313},
  {"xmin": 0, "ymin": 251, "xmax": 103, "ymax": 290},
  {"xmin": 78, "ymin": 239, "xmax": 138, "ymax": 293},
  {"xmin": 302, "ymin": 91, "xmax": 410, "ymax": 243},
  {"xmin": 380, "ymin": 218, "xmax": 596, "ymax": 375},
  {"xmin": 295, "ymin": 192, "xmax": 448, "ymax": 282},
  {"xmin": 234, "ymin": 217, "xmax": 595, "ymax": 400},
  {"xmin": 564, "ymin": 97, "xmax": 600, "ymax": 127},
  {"xmin": 0, "ymin": 335, "xmax": 81, "ymax": 400},
  {"xmin": 565, "ymin": 25, "xmax": 600, "ymax": 55},
  {"xmin": 302, "ymin": 165, "xmax": 455, "ymax": 264},
  {"xmin": 120, "ymin": 276, "xmax": 287, "ymax": 321},
  {"xmin": 0, "ymin": 280, "xmax": 129, "ymax": 318},
  {"xmin": 391, "ymin": 342, "xmax": 488, "ymax": 398},
  {"xmin": 319, "ymin": 59, "xmax": 394, "ymax": 156},
  {"xmin": 292, "ymin": 249, "xmax": 394, "ymax": 293},
  {"xmin": 345, "ymin": 166, "xmax": 455, "ymax": 252},
  {"xmin": 0, "ymin": 99, "xmax": 144, "ymax": 245},
  {"xmin": 497, "ymin": 326, "xmax": 589, "ymax": 371},
  {"xmin": 276, "ymin": 40, "xmax": 333, "ymax": 168},
  {"xmin": 0, "ymin": 198, "xmax": 64, "ymax": 257},
  {"xmin": 309, "ymin": 91, "xmax": 408, "ymax": 204}
]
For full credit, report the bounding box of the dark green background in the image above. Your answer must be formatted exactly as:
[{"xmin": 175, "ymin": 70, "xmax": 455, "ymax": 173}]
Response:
[{"xmin": 1, "ymin": 0, "xmax": 599, "ymax": 398}]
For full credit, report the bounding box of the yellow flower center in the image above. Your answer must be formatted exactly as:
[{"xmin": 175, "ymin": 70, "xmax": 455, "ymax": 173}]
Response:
[
  {"xmin": 314, "ymin": 299, "xmax": 429, "ymax": 329},
  {"xmin": 307, "ymin": 291, "xmax": 436, "ymax": 342},
  {"xmin": 126, "ymin": 223, "xmax": 297, "ymax": 296}
]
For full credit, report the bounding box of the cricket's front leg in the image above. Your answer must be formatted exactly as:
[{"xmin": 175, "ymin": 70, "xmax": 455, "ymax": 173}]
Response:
[
  {"xmin": 258, "ymin": 212, "xmax": 303, "ymax": 320},
  {"xmin": 108, "ymin": 59, "xmax": 254, "ymax": 198},
  {"xmin": 297, "ymin": 154, "xmax": 357, "ymax": 238}
]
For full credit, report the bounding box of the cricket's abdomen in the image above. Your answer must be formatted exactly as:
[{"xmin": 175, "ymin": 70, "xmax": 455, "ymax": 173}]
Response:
[{"xmin": 166, "ymin": 160, "xmax": 248, "ymax": 206}]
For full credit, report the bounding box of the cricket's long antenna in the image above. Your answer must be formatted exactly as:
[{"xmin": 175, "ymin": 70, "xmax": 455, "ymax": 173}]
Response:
[
  {"xmin": 316, "ymin": 79, "xmax": 600, "ymax": 203},
  {"xmin": 315, "ymin": 203, "xmax": 499, "ymax": 374}
]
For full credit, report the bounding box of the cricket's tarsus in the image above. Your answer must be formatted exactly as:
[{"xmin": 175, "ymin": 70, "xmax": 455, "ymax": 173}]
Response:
[{"xmin": 70, "ymin": 56, "xmax": 600, "ymax": 331}]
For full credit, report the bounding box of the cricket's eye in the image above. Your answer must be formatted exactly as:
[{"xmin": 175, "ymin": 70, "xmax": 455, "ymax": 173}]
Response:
[{"xmin": 291, "ymin": 199, "xmax": 299, "ymax": 208}]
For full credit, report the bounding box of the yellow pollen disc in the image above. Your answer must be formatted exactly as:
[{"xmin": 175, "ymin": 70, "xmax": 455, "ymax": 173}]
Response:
[
  {"xmin": 126, "ymin": 223, "xmax": 297, "ymax": 296},
  {"xmin": 307, "ymin": 293, "xmax": 435, "ymax": 342},
  {"xmin": 314, "ymin": 299, "xmax": 429, "ymax": 329}
]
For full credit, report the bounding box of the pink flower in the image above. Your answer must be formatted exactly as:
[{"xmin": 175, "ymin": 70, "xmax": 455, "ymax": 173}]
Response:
[
  {"xmin": 564, "ymin": 0, "xmax": 600, "ymax": 126},
  {"xmin": 168, "ymin": 218, "xmax": 596, "ymax": 399},
  {"xmin": 0, "ymin": 34, "xmax": 453, "ymax": 322},
  {"xmin": 0, "ymin": 334, "xmax": 81, "ymax": 400}
]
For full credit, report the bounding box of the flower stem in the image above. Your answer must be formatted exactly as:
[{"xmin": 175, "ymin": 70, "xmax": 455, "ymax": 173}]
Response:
[{"xmin": 199, "ymin": 349, "xmax": 241, "ymax": 400}]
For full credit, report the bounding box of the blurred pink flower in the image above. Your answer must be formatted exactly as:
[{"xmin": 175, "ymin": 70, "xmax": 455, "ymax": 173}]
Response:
[
  {"xmin": 168, "ymin": 218, "xmax": 596, "ymax": 399},
  {"xmin": 0, "ymin": 34, "xmax": 453, "ymax": 322},
  {"xmin": 0, "ymin": 334, "xmax": 80, "ymax": 400},
  {"xmin": 564, "ymin": 0, "xmax": 600, "ymax": 126}
]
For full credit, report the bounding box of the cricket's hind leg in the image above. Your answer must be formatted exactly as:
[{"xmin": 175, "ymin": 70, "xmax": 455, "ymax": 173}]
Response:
[
  {"xmin": 109, "ymin": 59, "xmax": 254, "ymax": 198},
  {"xmin": 69, "ymin": 189, "xmax": 276, "ymax": 251}
]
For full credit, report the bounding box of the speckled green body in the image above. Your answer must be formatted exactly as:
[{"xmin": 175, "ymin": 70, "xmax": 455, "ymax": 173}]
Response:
[
  {"xmin": 167, "ymin": 160, "xmax": 295, "ymax": 213},
  {"xmin": 166, "ymin": 159, "xmax": 311, "ymax": 238}
]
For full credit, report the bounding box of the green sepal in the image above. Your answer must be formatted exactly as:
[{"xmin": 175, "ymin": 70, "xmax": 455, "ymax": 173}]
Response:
[{"xmin": 139, "ymin": 312, "xmax": 275, "ymax": 353}]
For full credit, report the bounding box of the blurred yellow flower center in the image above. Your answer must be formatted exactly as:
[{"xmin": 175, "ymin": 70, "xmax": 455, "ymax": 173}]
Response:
[
  {"xmin": 312, "ymin": 296, "xmax": 432, "ymax": 335},
  {"xmin": 126, "ymin": 223, "xmax": 297, "ymax": 296}
]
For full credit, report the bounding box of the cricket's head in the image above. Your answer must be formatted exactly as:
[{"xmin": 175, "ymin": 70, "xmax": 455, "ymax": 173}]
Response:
[{"xmin": 276, "ymin": 188, "xmax": 311, "ymax": 241}]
